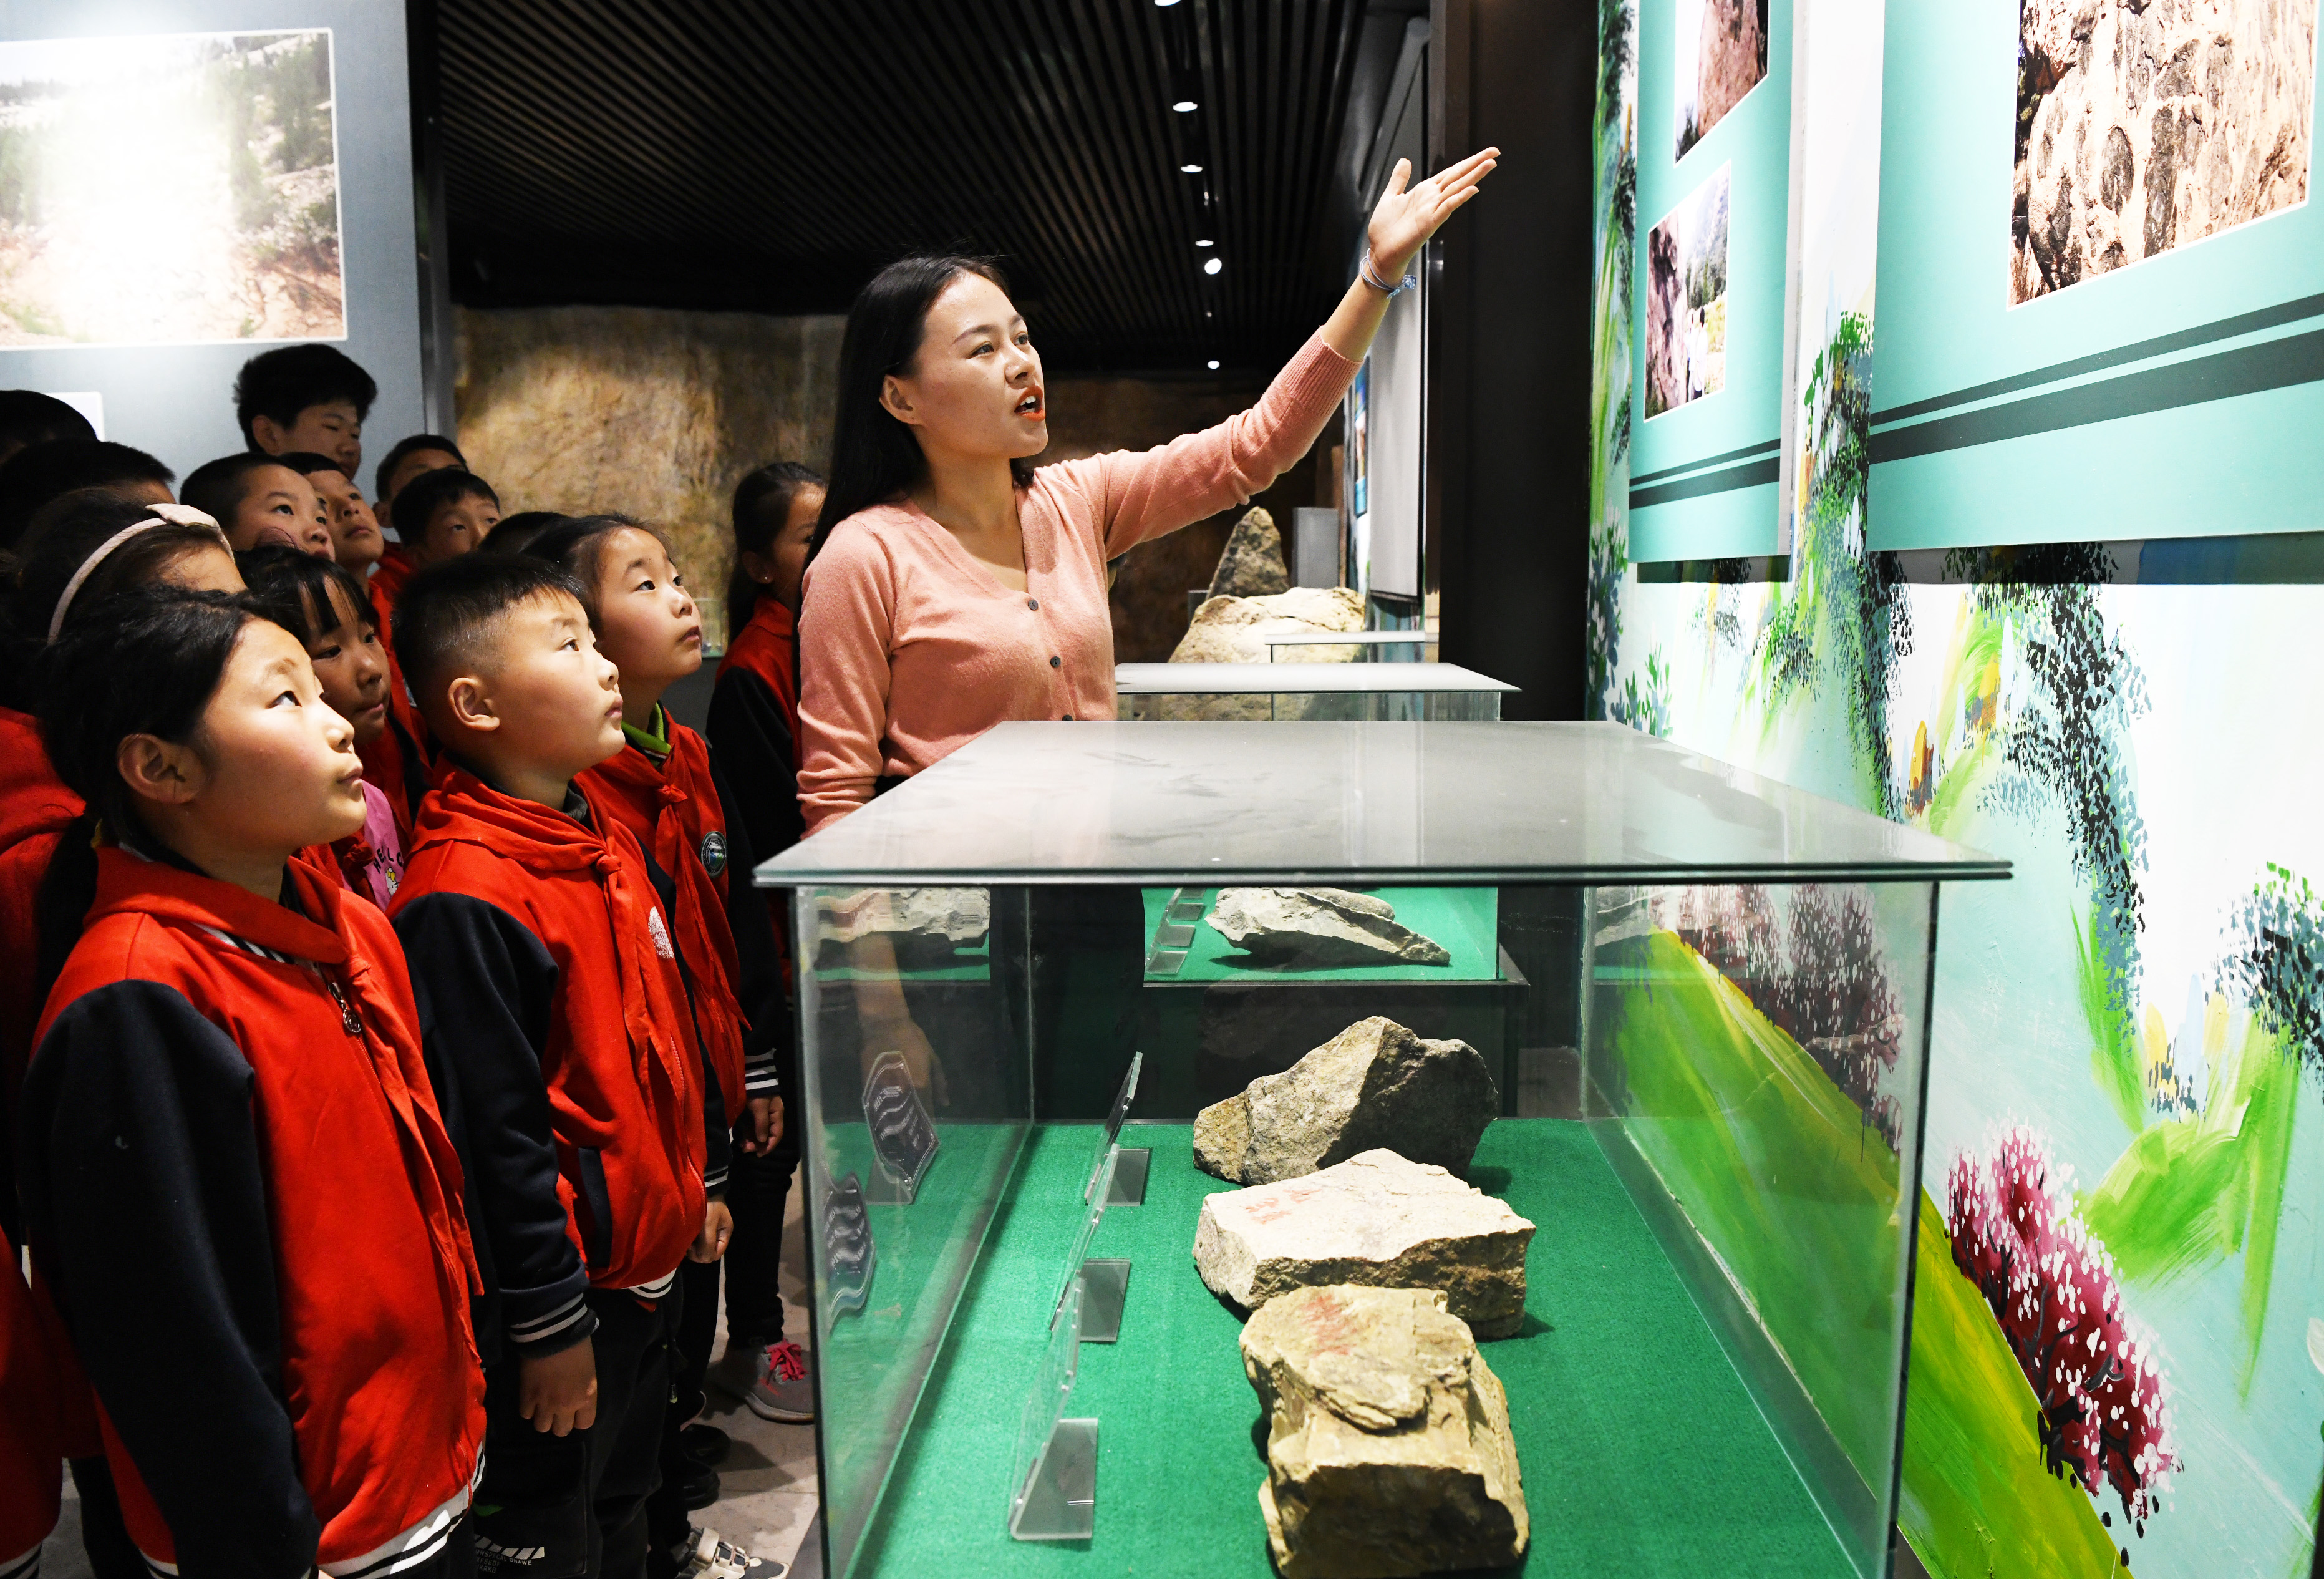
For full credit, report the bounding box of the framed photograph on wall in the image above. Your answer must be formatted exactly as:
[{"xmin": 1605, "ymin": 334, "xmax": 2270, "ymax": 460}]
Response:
[
  {"xmin": 1867, "ymin": 0, "xmax": 2323, "ymax": 548},
  {"xmin": 1627, "ymin": 0, "xmax": 1793, "ymax": 563}
]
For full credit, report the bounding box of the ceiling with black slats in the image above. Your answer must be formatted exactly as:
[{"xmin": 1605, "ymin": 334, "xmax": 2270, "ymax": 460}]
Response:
[{"xmin": 432, "ymin": 0, "xmax": 1413, "ymax": 374}]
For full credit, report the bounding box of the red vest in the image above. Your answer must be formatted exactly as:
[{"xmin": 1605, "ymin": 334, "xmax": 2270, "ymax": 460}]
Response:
[
  {"xmin": 719, "ymin": 593, "xmax": 800, "ymax": 744},
  {"xmin": 394, "ymin": 770, "xmax": 705, "ymax": 1291},
  {"xmin": 581, "ymin": 721, "xmax": 746, "ymax": 1113},
  {"xmin": 36, "ymin": 851, "xmax": 484, "ymax": 1568},
  {"xmin": 0, "ymin": 706, "xmax": 81, "ymax": 1107}
]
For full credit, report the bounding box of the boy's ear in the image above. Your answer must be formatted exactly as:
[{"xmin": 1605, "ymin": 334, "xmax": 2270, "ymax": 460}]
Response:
[
  {"xmin": 248, "ymin": 414, "xmax": 289, "ymax": 455},
  {"xmin": 444, "ymin": 673, "xmax": 500, "ymax": 734},
  {"xmin": 117, "ymin": 734, "xmax": 206, "ymax": 805}
]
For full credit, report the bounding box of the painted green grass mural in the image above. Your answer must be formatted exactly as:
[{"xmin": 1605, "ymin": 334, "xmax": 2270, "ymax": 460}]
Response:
[{"xmin": 1595, "ymin": 925, "xmax": 1908, "ymax": 1491}]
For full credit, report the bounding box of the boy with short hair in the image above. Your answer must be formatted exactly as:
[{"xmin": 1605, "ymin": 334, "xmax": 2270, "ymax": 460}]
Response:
[
  {"xmin": 372, "ymin": 468, "xmax": 500, "ymax": 618},
  {"xmin": 235, "ymin": 343, "xmax": 377, "ymax": 477},
  {"xmin": 281, "ymin": 451, "xmax": 387, "ymax": 576},
  {"xmin": 0, "ymin": 439, "xmax": 173, "ymax": 550},
  {"xmin": 375, "ymin": 432, "xmax": 467, "ymax": 533},
  {"xmin": 180, "ymin": 452, "xmax": 333, "ymax": 557},
  {"xmin": 389, "ymin": 555, "xmax": 729, "ymax": 1578}
]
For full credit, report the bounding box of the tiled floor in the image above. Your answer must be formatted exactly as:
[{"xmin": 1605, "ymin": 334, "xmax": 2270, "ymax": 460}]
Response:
[{"xmin": 39, "ymin": 1167, "xmax": 821, "ymax": 1578}]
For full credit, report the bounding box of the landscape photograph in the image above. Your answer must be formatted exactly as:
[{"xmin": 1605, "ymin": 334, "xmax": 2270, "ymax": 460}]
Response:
[
  {"xmin": 1644, "ymin": 162, "xmax": 1731, "ymax": 418},
  {"xmin": 1675, "ymin": 0, "xmax": 1770, "ymax": 159},
  {"xmin": 0, "ymin": 30, "xmax": 344, "ymax": 347}
]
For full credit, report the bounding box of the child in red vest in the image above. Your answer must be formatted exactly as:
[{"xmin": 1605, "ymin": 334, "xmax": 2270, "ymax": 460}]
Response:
[
  {"xmin": 526, "ymin": 515, "xmax": 791, "ymax": 1552},
  {"xmin": 387, "ymin": 554, "xmax": 729, "ymax": 1578},
  {"xmin": 18, "ymin": 586, "xmax": 485, "ymax": 1578}
]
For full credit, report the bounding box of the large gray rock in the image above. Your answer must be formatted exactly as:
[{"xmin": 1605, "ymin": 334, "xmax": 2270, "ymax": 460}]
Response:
[
  {"xmin": 1242, "ymin": 1285, "xmax": 1528, "ymax": 1579},
  {"xmin": 1194, "ymin": 1149, "xmax": 1535, "ymax": 1338},
  {"xmin": 1208, "ymin": 505, "xmax": 1292, "ymax": 598},
  {"xmin": 1160, "ymin": 586, "xmax": 1363, "ymax": 720},
  {"xmin": 1193, "ymin": 1015, "xmax": 1498, "ymax": 1185},
  {"xmin": 1206, "ymin": 888, "xmax": 1451, "ymax": 970},
  {"xmin": 2013, "ymin": 0, "xmax": 2313, "ymax": 304}
]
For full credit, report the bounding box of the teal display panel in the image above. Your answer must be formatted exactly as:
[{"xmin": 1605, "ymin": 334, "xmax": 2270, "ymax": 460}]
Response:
[
  {"xmin": 1867, "ymin": 0, "xmax": 2324, "ymax": 548},
  {"xmin": 1628, "ymin": 0, "xmax": 1795, "ymax": 562}
]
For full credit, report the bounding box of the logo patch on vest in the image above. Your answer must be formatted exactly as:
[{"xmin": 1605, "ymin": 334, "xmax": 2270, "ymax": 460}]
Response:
[
  {"xmin": 700, "ymin": 829, "xmax": 728, "ymax": 877},
  {"xmin": 647, "ymin": 907, "xmax": 675, "ymax": 960}
]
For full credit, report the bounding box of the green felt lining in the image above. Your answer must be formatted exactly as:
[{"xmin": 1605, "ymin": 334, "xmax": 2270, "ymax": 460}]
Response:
[
  {"xmin": 843, "ymin": 1119, "xmax": 1854, "ymax": 1578},
  {"xmin": 1141, "ymin": 885, "xmax": 1504, "ymax": 983}
]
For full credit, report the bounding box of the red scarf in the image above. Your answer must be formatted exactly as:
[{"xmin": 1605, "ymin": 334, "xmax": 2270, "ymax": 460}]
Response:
[
  {"xmin": 0, "ymin": 708, "xmax": 82, "ymax": 1107},
  {"xmin": 581, "ymin": 723, "xmax": 747, "ymax": 1114},
  {"xmin": 718, "ymin": 593, "xmax": 799, "ymax": 745}
]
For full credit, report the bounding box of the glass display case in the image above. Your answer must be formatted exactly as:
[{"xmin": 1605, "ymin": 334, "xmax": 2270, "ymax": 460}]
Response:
[
  {"xmin": 1113, "ymin": 660, "xmax": 1513, "ymax": 721},
  {"xmin": 757, "ymin": 721, "xmax": 2008, "ymax": 1579}
]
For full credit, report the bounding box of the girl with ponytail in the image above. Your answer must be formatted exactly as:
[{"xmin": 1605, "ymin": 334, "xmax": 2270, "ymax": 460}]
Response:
[{"xmin": 17, "ymin": 585, "xmax": 487, "ymax": 1579}]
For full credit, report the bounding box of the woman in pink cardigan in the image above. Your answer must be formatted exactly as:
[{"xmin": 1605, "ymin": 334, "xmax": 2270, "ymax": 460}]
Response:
[{"xmin": 798, "ymin": 147, "xmax": 1499, "ymax": 1110}]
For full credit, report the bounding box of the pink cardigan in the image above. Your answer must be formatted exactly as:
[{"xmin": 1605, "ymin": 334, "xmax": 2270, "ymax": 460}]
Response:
[{"xmin": 796, "ymin": 333, "xmax": 1360, "ymax": 833}]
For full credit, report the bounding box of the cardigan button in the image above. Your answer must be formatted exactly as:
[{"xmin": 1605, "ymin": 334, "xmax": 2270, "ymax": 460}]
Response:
[
  {"xmin": 1027, "ymin": 597, "xmax": 1040, "ymax": 610},
  {"xmin": 1050, "ymin": 654, "xmax": 1062, "ymax": 668}
]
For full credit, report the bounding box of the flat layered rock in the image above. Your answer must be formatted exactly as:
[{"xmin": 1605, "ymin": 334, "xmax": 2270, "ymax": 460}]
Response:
[
  {"xmin": 1194, "ymin": 1149, "xmax": 1533, "ymax": 1338},
  {"xmin": 813, "ymin": 887, "xmax": 989, "ymax": 964},
  {"xmin": 1242, "ymin": 1285, "xmax": 1528, "ymax": 1578},
  {"xmin": 1193, "ymin": 1016, "xmax": 1498, "ymax": 1185},
  {"xmin": 1205, "ymin": 888, "xmax": 1451, "ymax": 969}
]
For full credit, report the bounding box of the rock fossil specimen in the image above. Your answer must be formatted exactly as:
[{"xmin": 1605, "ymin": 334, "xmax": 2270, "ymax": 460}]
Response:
[
  {"xmin": 1193, "ymin": 1015, "xmax": 1498, "ymax": 1185},
  {"xmin": 1241, "ymin": 1285, "xmax": 1528, "ymax": 1578},
  {"xmin": 1205, "ymin": 888, "xmax": 1451, "ymax": 970},
  {"xmin": 1194, "ymin": 1149, "xmax": 1534, "ymax": 1338},
  {"xmin": 1208, "ymin": 505, "xmax": 1292, "ymax": 599},
  {"xmin": 1159, "ymin": 586, "xmax": 1363, "ymax": 719},
  {"xmin": 813, "ymin": 887, "xmax": 989, "ymax": 966}
]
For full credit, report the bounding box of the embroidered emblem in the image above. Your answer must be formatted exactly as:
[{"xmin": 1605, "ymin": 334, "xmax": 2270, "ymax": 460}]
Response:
[
  {"xmin": 647, "ymin": 907, "xmax": 675, "ymax": 960},
  {"xmin": 700, "ymin": 829, "xmax": 728, "ymax": 877}
]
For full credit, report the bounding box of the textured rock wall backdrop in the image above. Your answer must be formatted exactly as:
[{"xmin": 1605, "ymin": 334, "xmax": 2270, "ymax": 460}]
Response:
[
  {"xmin": 453, "ymin": 304, "xmax": 1325, "ymax": 656},
  {"xmin": 2013, "ymin": 0, "xmax": 2315, "ymax": 304},
  {"xmin": 1592, "ymin": 1, "xmax": 2324, "ymax": 1576}
]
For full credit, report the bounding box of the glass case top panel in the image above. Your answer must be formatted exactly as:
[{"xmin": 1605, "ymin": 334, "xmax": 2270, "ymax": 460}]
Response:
[
  {"xmin": 1112, "ymin": 661, "xmax": 1516, "ymax": 694},
  {"xmin": 760, "ymin": 721, "xmax": 2010, "ymax": 887}
]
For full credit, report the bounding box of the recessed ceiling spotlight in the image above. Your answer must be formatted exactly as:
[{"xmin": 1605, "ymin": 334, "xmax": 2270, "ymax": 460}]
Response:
[
  {"xmin": 1196, "ymin": 237, "xmax": 1213, "ymax": 247},
  {"xmin": 1156, "ymin": 0, "xmax": 1181, "ymax": 6},
  {"xmin": 1173, "ymin": 99, "xmax": 1198, "ymax": 112},
  {"xmin": 1180, "ymin": 162, "xmax": 1203, "ymax": 173},
  {"xmin": 1207, "ymin": 359, "xmax": 1221, "ymax": 369},
  {"xmin": 1203, "ymin": 256, "xmax": 1223, "ymax": 276}
]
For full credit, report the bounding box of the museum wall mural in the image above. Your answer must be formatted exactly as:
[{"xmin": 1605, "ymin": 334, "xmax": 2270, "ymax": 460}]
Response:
[{"xmin": 1590, "ymin": 2, "xmax": 2324, "ymax": 1575}]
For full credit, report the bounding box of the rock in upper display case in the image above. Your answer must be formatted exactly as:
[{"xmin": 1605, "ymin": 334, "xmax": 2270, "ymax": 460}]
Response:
[
  {"xmin": 1114, "ymin": 660, "xmax": 1514, "ymax": 721},
  {"xmin": 757, "ymin": 720, "xmax": 2008, "ymax": 1579}
]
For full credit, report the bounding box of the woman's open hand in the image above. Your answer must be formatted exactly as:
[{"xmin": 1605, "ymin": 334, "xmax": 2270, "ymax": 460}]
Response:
[{"xmin": 1366, "ymin": 147, "xmax": 1501, "ymax": 278}]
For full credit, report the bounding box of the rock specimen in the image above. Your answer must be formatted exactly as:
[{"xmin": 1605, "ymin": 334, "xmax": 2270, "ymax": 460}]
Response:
[
  {"xmin": 1160, "ymin": 585, "xmax": 1363, "ymax": 719},
  {"xmin": 1194, "ymin": 1149, "xmax": 1534, "ymax": 1338},
  {"xmin": 813, "ymin": 887, "xmax": 989, "ymax": 966},
  {"xmin": 1208, "ymin": 505, "xmax": 1292, "ymax": 598},
  {"xmin": 1194, "ymin": 1015, "xmax": 1497, "ymax": 1185},
  {"xmin": 2013, "ymin": 0, "xmax": 2313, "ymax": 304},
  {"xmin": 1206, "ymin": 887, "xmax": 1451, "ymax": 970},
  {"xmin": 1241, "ymin": 1285, "xmax": 1528, "ymax": 1578}
]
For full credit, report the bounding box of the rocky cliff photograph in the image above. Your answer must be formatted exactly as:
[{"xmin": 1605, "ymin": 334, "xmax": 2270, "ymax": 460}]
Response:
[
  {"xmin": 2013, "ymin": 0, "xmax": 2316, "ymax": 305},
  {"xmin": 0, "ymin": 30, "xmax": 345, "ymax": 346},
  {"xmin": 1675, "ymin": 0, "xmax": 1770, "ymax": 158},
  {"xmin": 1645, "ymin": 163, "xmax": 1731, "ymax": 418}
]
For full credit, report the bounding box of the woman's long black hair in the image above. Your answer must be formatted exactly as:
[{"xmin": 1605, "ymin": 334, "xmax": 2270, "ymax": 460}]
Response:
[
  {"xmin": 32, "ymin": 587, "xmax": 256, "ymax": 1003},
  {"xmin": 806, "ymin": 254, "xmax": 1036, "ymax": 570},
  {"xmin": 727, "ymin": 461, "xmax": 821, "ymax": 641}
]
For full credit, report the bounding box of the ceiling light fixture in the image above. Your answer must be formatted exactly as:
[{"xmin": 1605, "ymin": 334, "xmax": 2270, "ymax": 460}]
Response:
[
  {"xmin": 1207, "ymin": 359, "xmax": 1221, "ymax": 369},
  {"xmin": 1203, "ymin": 256, "xmax": 1223, "ymax": 275},
  {"xmin": 1180, "ymin": 162, "xmax": 1203, "ymax": 173},
  {"xmin": 1173, "ymin": 99, "xmax": 1198, "ymax": 112},
  {"xmin": 1196, "ymin": 237, "xmax": 1212, "ymax": 248}
]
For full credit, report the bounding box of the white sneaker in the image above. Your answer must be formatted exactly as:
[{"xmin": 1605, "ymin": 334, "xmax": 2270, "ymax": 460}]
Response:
[{"xmin": 672, "ymin": 1525, "xmax": 783, "ymax": 1579}]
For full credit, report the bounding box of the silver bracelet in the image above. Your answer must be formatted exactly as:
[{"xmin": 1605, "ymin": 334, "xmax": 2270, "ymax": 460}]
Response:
[{"xmin": 1360, "ymin": 251, "xmax": 1418, "ymax": 296}]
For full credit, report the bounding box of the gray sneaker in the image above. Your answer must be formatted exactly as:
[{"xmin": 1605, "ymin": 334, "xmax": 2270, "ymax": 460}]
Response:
[{"xmin": 712, "ymin": 1338, "xmax": 815, "ymax": 1422}]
